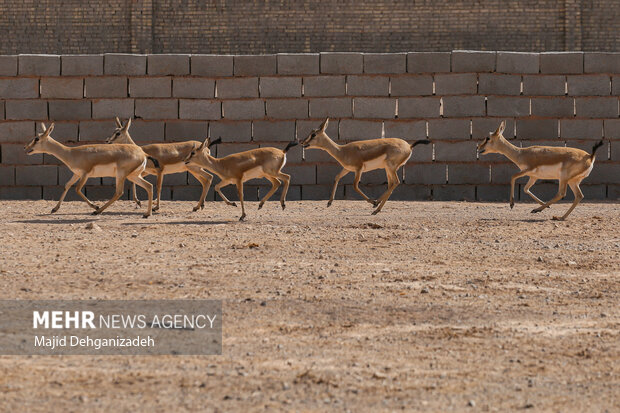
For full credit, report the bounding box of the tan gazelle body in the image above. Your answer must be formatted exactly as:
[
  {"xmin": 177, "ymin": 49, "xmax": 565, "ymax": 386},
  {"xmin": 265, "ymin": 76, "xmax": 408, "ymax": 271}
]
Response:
[
  {"xmin": 107, "ymin": 118, "xmax": 213, "ymax": 212},
  {"xmin": 300, "ymin": 118, "xmax": 430, "ymax": 214},
  {"xmin": 478, "ymin": 121, "xmax": 603, "ymax": 220},
  {"xmin": 24, "ymin": 123, "xmax": 155, "ymax": 217},
  {"xmin": 184, "ymin": 137, "xmax": 298, "ymax": 221}
]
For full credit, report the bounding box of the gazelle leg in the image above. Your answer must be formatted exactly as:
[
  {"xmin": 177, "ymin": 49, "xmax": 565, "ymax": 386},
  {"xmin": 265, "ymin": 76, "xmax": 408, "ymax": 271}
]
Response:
[
  {"xmin": 531, "ymin": 179, "xmax": 568, "ymax": 213},
  {"xmin": 215, "ymin": 180, "xmax": 237, "ymax": 207},
  {"xmin": 372, "ymin": 168, "xmax": 399, "ymax": 215},
  {"xmin": 188, "ymin": 167, "xmax": 213, "ymax": 212},
  {"xmin": 51, "ymin": 173, "xmax": 80, "ymax": 213},
  {"xmin": 93, "ymin": 175, "xmax": 126, "ymax": 215},
  {"xmin": 258, "ymin": 176, "xmax": 281, "ymax": 210},
  {"xmin": 509, "ymin": 170, "xmax": 532, "ymax": 209},
  {"xmin": 523, "ymin": 177, "xmax": 545, "ymax": 206},
  {"xmin": 128, "ymin": 174, "xmax": 154, "ymax": 218},
  {"xmin": 353, "ymin": 169, "xmax": 375, "ymax": 205},
  {"xmin": 131, "ymin": 183, "xmax": 141, "ymax": 208},
  {"xmin": 553, "ymin": 179, "xmax": 584, "ymax": 221},
  {"xmin": 235, "ymin": 180, "xmax": 246, "ymax": 221},
  {"xmin": 327, "ymin": 168, "xmax": 349, "ymax": 207},
  {"xmin": 151, "ymin": 171, "xmax": 164, "ymax": 212},
  {"xmin": 74, "ymin": 173, "xmax": 99, "ymax": 210},
  {"xmin": 276, "ymin": 172, "xmax": 291, "ymax": 210}
]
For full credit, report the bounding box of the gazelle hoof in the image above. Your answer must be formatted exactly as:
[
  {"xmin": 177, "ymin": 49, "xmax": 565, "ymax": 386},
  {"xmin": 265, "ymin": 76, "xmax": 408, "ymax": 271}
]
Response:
[
  {"xmin": 50, "ymin": 207, "xmax": 59, "ymax": 214},
  {"xmin": 326, "ymin": 201, "xmax": 332, "ymax": 207},
  {"xmin": 258, "ymin": 203, "xmax": 264, "ymax": 210},
  {"xmin": 509, "ymin": 202, "xmax": 514, "ymax": 209},
  {"xmin": 371, "ymin": 200, "xmax": 379, "ymax": 208},
  {"xmin": 142, "ymin": 213, "xmax": 151, "ymax": 219},
  {"xmin": 231, "ymin": 202, "xmax": 237, "ymax": 208},
  {"xmin": 239, "ymin": 214, "xmax": 246, "ymax": 221},
  {"xmin": 92, "ymin": 209, "xmax": 101, "ymax": 216},
  {"xmin": 531, "ymin": 208, "xmax": 541, "ymax": 214},
  {"xmin": 371, "ymin": 209, "xmax": 380, "ymax": 215},
  {"xmin": 152, "ymin": 206, "xmax": 159, "ymax": 212},
  {"xmin": 135, "ymin": 201, "xmax": 142, "ymax": 208},
  {"xmin": 552, "ymin": 216, "xmax": 564, "ymax": 221},
  {"xmin": 192, "ymin": 206, "xmax": 200, "ymax": 212},
  {"xmin": 281, "ymin": 203, "xmax": 286, "ymax": 210}
]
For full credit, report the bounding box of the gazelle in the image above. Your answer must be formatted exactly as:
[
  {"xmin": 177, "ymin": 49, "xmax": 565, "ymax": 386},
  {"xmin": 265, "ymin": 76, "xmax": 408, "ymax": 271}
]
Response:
[
  {"xmin": 24, "ymin": 123, "xmax": 156, "ymax": 218},
  {"xmin": 300, "ymin": 118, "xmax": 430, "ymax": 214},
  {"xmin": 477, "ymin": 120, "xmax": 604, "ymax": 220},
  {"xmin": 184, "ymin": 137, "xmax": 297, "ymax": 221},
  {"xmin": 106, "ymin": 118, "xmax": 213, "ymax": 212}
]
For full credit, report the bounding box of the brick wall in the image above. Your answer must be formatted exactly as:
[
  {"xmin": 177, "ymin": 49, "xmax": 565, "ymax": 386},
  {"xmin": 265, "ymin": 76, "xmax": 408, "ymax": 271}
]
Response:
[
  {"xmin": 0, "ymin": 52, "xmax": 619, "ymax": 202},
  {"xmin": 1, "ymin": 1, "xmax": 620, "ymax": 54}
]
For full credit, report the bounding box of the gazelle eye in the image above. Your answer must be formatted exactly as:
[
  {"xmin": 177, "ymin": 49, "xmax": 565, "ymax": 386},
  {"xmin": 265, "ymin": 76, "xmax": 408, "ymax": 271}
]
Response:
[{"xmin": 34, "ymin": 137, "xmax": 39, "ymax": 142}]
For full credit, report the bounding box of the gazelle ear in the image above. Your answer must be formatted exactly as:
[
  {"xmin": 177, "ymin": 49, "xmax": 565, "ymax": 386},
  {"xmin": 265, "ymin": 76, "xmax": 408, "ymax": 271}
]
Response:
[
  {"xmin": 320, "ymin": 118, "xmax": 329, "ymax": 131},
  {"xmin": 497, "ymin": 120, "xmax": 506, "ymax": 135},
  {"xmin": 46, "ymin": 123, "xmax": 55, "ymax": 134},
  {"xmin": 200, "ymin": 137, "xmax": 210, "ymax": 149},
  {"xmin": 40, "ymin": 122, "xmax": 47, "ymax": 133},
  {"xmin": 115, "ymin": 117, "xmax": 123, "ymax": 128},
  {"xmin": 123, "ymin": 118, "xmax": 132, "ymax": 130}
]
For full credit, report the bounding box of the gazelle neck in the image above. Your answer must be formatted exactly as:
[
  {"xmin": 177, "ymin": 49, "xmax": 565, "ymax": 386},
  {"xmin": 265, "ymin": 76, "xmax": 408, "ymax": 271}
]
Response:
[
  {"xmin": 122, "ymin": 133, "xmax": 137, "ymax": 145},
  {"xmin": 496, "ymin": 136, "xmax": 522, "ymax": 165},
  {"xmin": 317, "ymin": 134, "xmax": 342, "ymax": 159},
  {"xmin": 44, "ymin": 138, "xmax": 73, "ymax": 166}
]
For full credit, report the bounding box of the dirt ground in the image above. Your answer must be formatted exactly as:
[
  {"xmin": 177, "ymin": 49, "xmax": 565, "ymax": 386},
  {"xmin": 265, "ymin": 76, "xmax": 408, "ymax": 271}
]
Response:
[{"xmin": 0, "ymin": 199, "xmax": 618, "ymax": 412}]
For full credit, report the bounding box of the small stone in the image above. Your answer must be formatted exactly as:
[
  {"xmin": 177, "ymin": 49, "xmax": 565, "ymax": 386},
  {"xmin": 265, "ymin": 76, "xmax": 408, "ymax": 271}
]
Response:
[
  {"xmin": 468, "ymin": 400, "xmax": 476, "ymax": 407},
  {"xmin": 85, "ymin": 222, "xmax": 102, "ymax": 232},
  {"xmin": 421, "ymin": 287, "xmax": 429, "ymax": 294},
  {"xmin": 260, "ymin": 301, "xmax": 267, "ymax": 306}
]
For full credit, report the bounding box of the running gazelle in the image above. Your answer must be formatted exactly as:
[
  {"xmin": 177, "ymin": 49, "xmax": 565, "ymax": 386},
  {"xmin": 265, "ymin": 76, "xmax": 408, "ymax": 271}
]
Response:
[{"xmin": 477, "ymin": 121, "xmax": 603, "ymax": 220}]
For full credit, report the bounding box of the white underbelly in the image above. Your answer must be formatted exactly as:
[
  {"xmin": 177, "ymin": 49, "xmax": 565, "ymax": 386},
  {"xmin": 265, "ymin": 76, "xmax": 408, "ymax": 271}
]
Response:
[
  {"xmin": 243, "ymin": 166, "xmax": 264, "ymax": 181},
  {"xmin": 90, "ymin": 163, "xmax": 117, "ymax": 177},
  {"xmin": 362, "ymin": 155, "xmax": 386, "ymax": 172},
  {"xmin": 531, "ymin": 163, "xmax": 562, "ymax": 180},
  {"xmin": 163, "ymin": 162, "xmax": 187, "ymax": 174}
]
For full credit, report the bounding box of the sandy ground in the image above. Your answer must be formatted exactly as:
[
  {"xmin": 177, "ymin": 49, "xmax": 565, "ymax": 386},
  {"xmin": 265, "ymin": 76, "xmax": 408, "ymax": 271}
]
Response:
[{"xmin": 0, "ymin": 199, "xmax": 618, "ymax": 412}]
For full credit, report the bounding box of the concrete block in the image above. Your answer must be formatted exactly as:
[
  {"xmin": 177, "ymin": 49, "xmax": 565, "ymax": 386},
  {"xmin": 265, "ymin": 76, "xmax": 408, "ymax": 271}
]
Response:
[
  {"xmin": 191, "ymin": 55, "xmax": 234, "ymax": 77},
  {"xmin": 610, "ymin": 185, "xmax": 620, "ymax": 200},
  {"xmin": 286, "ymin": 164, "xmax": 316, "ymax": 185},
  {"xmin": 0, "ymin": 101, "xmax": 3, "ymax": 120},
  {"xmin": 434, "ymin": 73, "xmax": 477, "ymax": 95},
  {"xmin": 451, "ymin": 51, "xmax": 496, "ymax": 73},
  {"xmin": 36, "ymin": 122, "xmax": 78, "ymax": 142},
  {"xmin": 0, "ymin": 166, "xmax": 15, "ymax": 185},
  {"xmin": 0, "ymin": 56, "xmax": 18, "ymax": 76},
  {"xmin": 428, "ymin": 119, "xmax": 470, "ymax": 140},
  {"xmin": 209, "ymin": 121, "xmax": 252, "ymax": 142},
  {"xmin": 560, "ymin": 120, "xmax": 603, "ymax": 140},
  {"xmin": 478, "ymin": 74, "xmax": 521, "ymax": 96},
  {"xmin": 214, "ymin": 143, "xmax": 257, "ymax": 158},
  {"xmin": 179, "ymin": 99, "xmax": 221, "ymax": 120},
  {"xmin": 15, "ymin": 165, "xmax": 57, "ymax": 185},
  {"xmin": 389, "ymin": 185, "xmax": 431, "ymax": 200},
  {"xmin": 84, "ymin": 77, "xmax": 128, "ymax": 98},
  {"xmin": 448, "ymin": 164, "xmax": 489, "ymax": 184},
  {"xmin": 567, "ymin": 75, "xmax": 611, "ymax": 96},
  {"xmin": 339, "ymin": 120, "xmax": 382, "ymax": 140},
  {"xmin": 129, "ymin": 77, "xmax": 171, "ymax": 98},
  {"xmin": 496, "ymin": 52, "xmax": 540, "ymax": 74},
  {"xmin": 259, "ymin": 77, "xmax": 302, "ymax": 97},
  {"xmin": 309, "ymin": 98, "xmax": 352, "ymax": 118},
  {"xmin": 86, "ymin": 186, "xmax": 130, "ymax": 201},
  {"xmin": 252, "ymin": 120, "xmax": 295, "ymax": 142},
  {"xmin": 217, "ymin": 78, "xmax": 259, "ymax": 98},
  {"xmin": 256, "ymin": 183, "xmax": 301, "ymax": 201},
  {"xmin": 363, "ymin": 53, "xmax": 406, "ymax": 74},
  {"xmin": 384, "ymin": 120, "xmax": 426, "ymax": 139},
  {"xmin": 125, "ymin": 120, "xmax": 165, "ymax": 143},
  {"xmin": 442, "ymin": 96, "xmax": 486, "ymax": 117},
  {"xmin": 172, "ymin": 185, "xmax": 209, "ymax": 202},
  {"xmin": 79, "ymin": 120, "xmax": 117, "ymax": 142},
  {"xmin": 148, "ymin": 54, "xmax": 190, "ymax": 75},
  {"xmin": 604, "ymin": 119, "xmax": 620, "ymax": 139},
  {"xmin": 19, "ymin": 55, "xmax": 60, "ymax": 76},
  {"xmin": 277, "ymin": 54, "xmax": 319, "ymax": 75},
  {"xmin": 347, "ymin": 75, "xmax": 389, "ymax": 96},
  {"xmin": 472, "ymin": 118, "xmax": 516, "ymax": 140},
  {"xmin": 222, "ymin": 100, "xmax": 264, "ymax": 120},
  {"xmin": 40, "ymin": 77, "xmax": 84, "ymax": 99},
  {"xmin": 104, "ymin": 54, "xmax": 146, "ymax": 75},
  {"xmin": 297, "ymin": 119, "xmax": 339, "ymax": 142},
  {"xmin": 0, "ymin": 121, "xmax": 35, "ymax": 143},
  {"xmin": 135, "ymin": 99, "xmax": 178, "ymax": 119},
  {"xmin": 575, "ymin": 97, "xmax": 618, "ymax": 118},
  {"xmin": 522, "ymin": 75, "xmax": 566, "ymax": 96},
  {"xmin": 405, "ymin": 163, "xmax": 446, "ymax": 185},
  {"xmin": 343, "ymin": 184, "xmax": 392, "ymax": 200},
  {"xmin": 61, "ymin": 55, "xmax": 103, "ymax": 76},
  {"xmin": 490, "ymin": 163, "xmax": 520, "ymax": 184},
  {"xmin": 584, "ymin": 53, "xmax": 620, "ymax": 74},
  {"xmin": 516, "ymin": 119, "xmax": 558, "ymax": 139},
  {"xmin": 172, "ymin": 78, "xmax": 215, "ymax": 98},
  {"xmin": 303, "ymin": 76, "xmax": 345, "ymax": 97},
  {"xmin": 390, "ymin": 75, "xmax": 433, "ymax": 96},
  {"xmin": 398, "ymin": 97, "xmax": 441, "ymax": 118},
  {"xmin": 5, "ymin": 100, "xmax": 48, "ymax": 120},
  {"xmin": 407, "ymin": 52, "xmax": 451, "ymax": 73},
  {"xmin": 531, "ymin": 97, "xmax": 574, "ymax": 117},
  {"xmin": 234, "ymin": 55, "xmax": 276, "ymax": 76},
  {"xmin": 486, "ymin": 97, "xmax": 530, "ymax": 117},
  {"xmin": 301, "ymin": 184, "xmax": 344, "ymax": 201},
  {"xmin": 540, "ymin": 52, "xmax": 583, "ymax": 74},
  {"xmin": 92, "ymin": 98, "xmax": 134, "ymax": 119},
  {"xmin": 611, "ymin": 140, "xmax": 620, "ymax": 161},
  {"xmin": 587, "ymin": 163, "xmax": 620, "ymax": 184},
  {"xmin": 320, "ymin": 53, "xmax": 363, "ymax": 74},
  {"xmin": 266, "ymin": 99, "xmax": 308, "ymax": 119},
  {"xmin": 612, "ymin": 76, "xmax": 620, "ymax": 95},
  {"xmin": 353, "ymin": 97, "xmax": 396, "ymax": 119},
  {"xmin": 1, "ymin": 144, "xmax": 42, "ymax": 164},
  {"xmin": 432, "ymin": 185, "xmax": 475, "ymax": 201},
  {"xmin": 49, "ymin": 100, "xmax": 91, "ymax": 120},
  {"xmin": 0, "ymin": 186, "xmax": 41, "ymax": 199},
  {"xmin": 476, "ymin": 185, "xmax": 510, "ymax": 201},
  {"xmin": 316, "ymin": 164, "xmax": 354, "ymax": 185},
  {"xmin": 165, "ymin": 121, "xmax": 208, "ymax": 141},
  {"xmin": 434, "ymin": 141, "xmax": 477, "ymax": 161},
  {"xmin": 0, "ymin": 78, "xmax": 39, "ymax": 98}
]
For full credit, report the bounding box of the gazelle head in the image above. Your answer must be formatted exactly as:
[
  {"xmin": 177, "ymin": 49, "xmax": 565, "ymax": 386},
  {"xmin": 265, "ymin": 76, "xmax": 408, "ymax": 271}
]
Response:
[
  {"xmin": 301, "ymin": 118, "xmax": 330, "ymax": 149},
  {"xmin": 24, "ymin": 123, "xmax": 55, "ymax": 155},
  {"xmin": 477, "ymin": 120, "xmax": 506, "ymax": 155},
  {"xmin": 184, "ymin": 137, "xmax": 222, "ymax": 165},
  {"xmin": 106, "ymin": 117, "xmax": 132, "ymax": 144}
]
